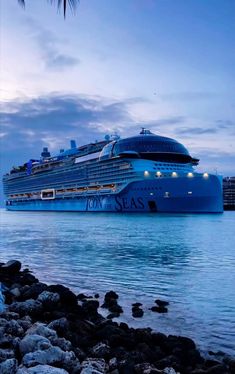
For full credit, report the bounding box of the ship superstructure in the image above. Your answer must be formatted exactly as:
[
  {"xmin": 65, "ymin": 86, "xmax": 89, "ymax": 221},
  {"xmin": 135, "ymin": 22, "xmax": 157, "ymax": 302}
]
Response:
[{"xmin": 3, "ymin": 129, "xmax": 223, "ymax": 212}]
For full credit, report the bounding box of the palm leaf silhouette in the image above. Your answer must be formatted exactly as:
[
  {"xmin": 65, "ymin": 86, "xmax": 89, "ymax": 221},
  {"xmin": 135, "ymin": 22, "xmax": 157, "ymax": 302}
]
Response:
[{"xmin": 17, "ymin": 0, "xmax": 79, "ymax": 17}]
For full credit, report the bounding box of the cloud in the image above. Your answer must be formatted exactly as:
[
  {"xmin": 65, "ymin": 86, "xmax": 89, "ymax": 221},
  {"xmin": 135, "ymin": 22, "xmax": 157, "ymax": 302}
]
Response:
[
  {"xmin": 160, "ymin": 92, "xmax": 220, "ymax": 102},
  {"xmin": 176, "ymin": 127, "xmax": 218, "ymax": 136},
  {"xmin": 24, "ymin": 17, "xmax": 79, "ymax": 70},
  {"xmin": 215, "ymin": 119, "xmax": 234, "ymax": 129}
]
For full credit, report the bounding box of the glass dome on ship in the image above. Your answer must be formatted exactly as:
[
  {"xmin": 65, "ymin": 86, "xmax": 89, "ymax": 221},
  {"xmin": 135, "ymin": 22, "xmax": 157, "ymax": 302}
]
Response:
[
  {"xmin": 100, "ymin": 128, "xmax": 199, "ymax": 164},
  {"xmin": 3, "ymin": 129, "xmax": 223, "ymax": 213}
]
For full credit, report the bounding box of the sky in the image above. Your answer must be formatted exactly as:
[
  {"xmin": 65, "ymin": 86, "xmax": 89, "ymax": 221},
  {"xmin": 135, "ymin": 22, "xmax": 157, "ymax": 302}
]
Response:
[{"xmin": 0, "ymin": 0, "xmax": 235, "ymax": 201}]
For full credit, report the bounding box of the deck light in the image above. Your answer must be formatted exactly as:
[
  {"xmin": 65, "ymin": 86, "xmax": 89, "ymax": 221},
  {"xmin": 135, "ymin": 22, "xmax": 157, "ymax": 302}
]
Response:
[
  {"xmin": 172, "ymin": 172, "xmax": 177, "ymax": 177},
  {"xmin": 187, "ymin": 172, "xmax": 193, "ymax": 178},
  {"xmin": 144, "ymin": 171, "xmax": 149, "ymax": 176},
  {"xmin": 156, "ymin": 171, "xmax": 161, "ymax": 177},
  {"xmin": 188, "ymin": 191, "xmax": 192, "ymax": 195},
  {"xmin": 203, "ymin": 172, "xmax": 209, "ymax": 178}
]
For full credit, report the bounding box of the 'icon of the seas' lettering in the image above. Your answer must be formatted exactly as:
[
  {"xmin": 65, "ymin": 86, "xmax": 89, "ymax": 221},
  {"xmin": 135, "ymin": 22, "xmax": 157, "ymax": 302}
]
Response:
[
  {"xmin": 115, "ymin": 196, "xmax": 144, "ymax": 212},
  {"xmin": 86, "ymin": 196, "xmax": 103, "ymax": 210}
]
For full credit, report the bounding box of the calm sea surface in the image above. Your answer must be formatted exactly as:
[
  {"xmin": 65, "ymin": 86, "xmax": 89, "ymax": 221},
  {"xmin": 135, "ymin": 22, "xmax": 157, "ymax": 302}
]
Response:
[{"xmin": 0, "ymin": 209, "xmax": 234, "ymax": 356}]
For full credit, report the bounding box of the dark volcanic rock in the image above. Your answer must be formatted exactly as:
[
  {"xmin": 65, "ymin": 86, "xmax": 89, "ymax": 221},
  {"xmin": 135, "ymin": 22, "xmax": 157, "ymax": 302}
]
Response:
[
  {"xmin": 0, "ymin": 260, "xmax": 21, "ymax": 274},
  {"xmin": 132, "ymin": 306, "xmax": 144, "ymax": 318},
  {"xmin": 77, "ymin": 293, "xmax": 89, "ymax": 301},
  {"xmin": 9, "ymin": 300, "xmax": 43, "ymax": 318},
  {"xmin": 0, "ymin": 261, "xmax": 233, "ymax": 374},
  {"xmin": 81, "ymin": 299, "xmax": 99, "ymax": 314},
  {"xmin": 132, "ymin": 302, "xmax": 142, "ymax": 307},
  {"xmin": 150, "ymin": 305, "xmax": 168, "ymax": 313},
  {"xmin": 107, "ymin": 312, "xmax": 120, "ymax": 319},
  {"xmin": 0, "ymin": 358, "xmax": 18, "ymax": 373},
  {"xmin": 47, "ymin": 285, "xmax": 77, "ymax": 307},
  {"xmin": 154, "ymin": 299, "xmax": 169, "ymax": 307},
  {"xmin": 20, "ymin": 283, "xmax": 48, "ymax": 301},
  {"xmin": 105, "ymin": 291, "xmax": 119, "ymax": 301}
]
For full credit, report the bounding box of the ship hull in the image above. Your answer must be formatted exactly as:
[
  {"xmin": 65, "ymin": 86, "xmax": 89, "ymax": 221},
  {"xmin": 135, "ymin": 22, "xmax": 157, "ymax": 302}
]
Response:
[{"xmin": 6, "ymin": 176, "xmax": 223, "ymax": 213}]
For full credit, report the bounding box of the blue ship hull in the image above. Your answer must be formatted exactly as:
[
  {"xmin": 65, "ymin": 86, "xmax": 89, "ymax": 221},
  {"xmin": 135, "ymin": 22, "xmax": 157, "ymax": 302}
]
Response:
[{"xmin": 6, "ymin": 176, "xmax": 223, "ymax": 213}]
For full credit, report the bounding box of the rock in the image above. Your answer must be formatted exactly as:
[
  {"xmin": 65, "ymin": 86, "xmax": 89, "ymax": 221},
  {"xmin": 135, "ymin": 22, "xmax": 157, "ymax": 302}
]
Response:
[
  {"xmin": 49, "ymin": 337, "xmax": 72, "ymax": 352},
  {"xmin": 21, "ymin": 283, "xmax": 48, "ymax": 301},
  {"xmin": 37, "ymin": 291, "xmax": 60, "ymax": 308},
  {"xmin": 132, "ymin": 307, "xmax": 144, "ymax": 318},
  {"xmin": 94, "ymin": 294, "xmax": 99, "ymax": 299},
  {"xmin": 17, "ymin": 317, "xmax": 32, "ymax": 332},
  {"xmin": 90, "ymin": 342, "xmax": 110, "ymax": 358},
  {"xmin": 96, "ymin": 324, "xmax": 125, "ymax": 342},
  {"xmin": 4, "ymin": 320, "xmax": 24, "ymax": 336},
  {"xmin": 0, "ymin": 334, "xmax": 13, "ymax": 349},
  {"xmin": 59, "ymin": 350, "xmax": 79, "ymax": 372},
  {"xmin": 205, "ymin": 364, "xmax": 228, "ymax": 373},
  {"xmin": 107, "ymin": 313, "xmax": 120, "ymax": 319},
  {"xmin": 0, "ymin": 348, "xmax": 15, "ymax": 361},
  {"xmin": 22, "ymin": 346, "xmax": 65, "ymax": 367},
  {"xmin": 82, "ymin": 299, "xmax": 99, "ymax": 314},
  {"xmin": 150, "ymin": 306, "xmax": 168, "ymax": 313},
  {"xmin": 0, "ymin": 358, "xmax": 18, "ymax": 374},
  {"xmin": 108, "ymin": 304, "xmax": 123, "ymax": 314},
  {"xmin": 0, "ymin": 312, "xmax": 20, "ymax": 321},
  {"xmin": 26, "ymin": 323, "xmax": 57, "ymax": 339},
  {"xmin": 9, "ymin": 300, "xmax": 43, "ymax": 317},
  {"xmin": 17, "ymin": 364, "xmax": 69, "ymax": 374},
  {"xmin": 134, "ymin": 362, "xmax": 159, "ymax": 373},
  {"xmin": 155, "ymin": 299, "xmax": 169, "ymax": 307},
  {"xmin": 163, "ymin": 368, "xmax": 179, "ymax": 374},
  {"xmin": 19, "ymin": 334, "xmax": 51, "ymax": 356},
  {"xmin": 81, "ymin": 358, "xmax": 107, "ymax": 373},
  {"xmin": 21, "ymin": 273, "xmax": 38, "ymax": 286},
  {"xmin": 1, "ymin": 260, "xmax": 21, "ymax": 274},
  {"xmin": 77, "ymin": 293, "xmax": 89, "ymax": 301},
  {"xmin": 132, "ymin": 302, "xmax": 142, "ymax": 307},
  {"xmin": 104, "ymin": 291, "xmax": 119, "ymax": 301},
  {"xmin": 74, "ymin": 347, "xmax": 86, "ymax": 361},
  {"xmin": 47, "ymin": 318, "xmax": 70, "ymax": 335},
  {"xmin": 10, "ymin": 288, "xmax": 21, "ymax": 298},
  {"xmin": 47, "ymin": 285, "xmax": 77, "ymax": 307},
  {"xmin": 224, "ymin": 357, "xmax": 235, "ymax": 372},
  {"xmin": 156, "ymin": 355, "xmax": 180, "ymax": 370},
  {"xmin": 109, "ymin": 357, "xmax": 118, "ymax": 371},
  {"xmin": 0, "ymin": 318, "xmax": 7, "ymax": 327}
]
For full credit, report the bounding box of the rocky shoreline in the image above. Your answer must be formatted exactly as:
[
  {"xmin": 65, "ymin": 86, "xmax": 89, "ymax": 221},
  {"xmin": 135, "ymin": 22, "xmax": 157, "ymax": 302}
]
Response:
[{"xmin": 0, "ymin": 260, "xmax": 234, "ymax": 374}]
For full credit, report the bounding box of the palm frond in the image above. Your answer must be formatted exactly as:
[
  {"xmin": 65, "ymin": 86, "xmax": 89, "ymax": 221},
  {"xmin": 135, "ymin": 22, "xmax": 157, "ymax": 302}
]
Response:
[
  {"xmin": 18, "ymin": 0, "xmax": 25, "ymax": 7},
  {"xmin": 51, "ymin": 0, "xmax": 80, "ymax": 17},
  {"xmin": 17, "ymin": 0, "xmax": 79, "ymax": 17}
]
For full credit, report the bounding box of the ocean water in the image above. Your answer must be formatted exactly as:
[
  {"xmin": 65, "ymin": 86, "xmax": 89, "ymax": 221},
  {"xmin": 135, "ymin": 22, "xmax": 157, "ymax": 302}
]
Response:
[{"xmin": 0, "ymin": 209, "xmax": 234, "ymax": 356}]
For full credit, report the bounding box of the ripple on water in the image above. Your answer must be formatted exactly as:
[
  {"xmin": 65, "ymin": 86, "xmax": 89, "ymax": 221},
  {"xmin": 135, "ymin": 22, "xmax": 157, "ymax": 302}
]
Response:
[{"xmin": 0, "ymin": 210, "xmax": 235, "ymax": 356}]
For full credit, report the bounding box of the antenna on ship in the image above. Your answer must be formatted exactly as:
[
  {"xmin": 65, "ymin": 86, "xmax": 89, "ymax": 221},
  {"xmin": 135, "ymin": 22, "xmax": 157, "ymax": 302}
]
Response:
[{"xmin": 140, "ymin": 128, "xmax": 152, "ymax": 135}]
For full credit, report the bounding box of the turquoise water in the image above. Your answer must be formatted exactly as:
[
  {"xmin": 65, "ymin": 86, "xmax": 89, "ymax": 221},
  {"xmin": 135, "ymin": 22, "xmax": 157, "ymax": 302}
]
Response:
[{"xmin": 0, "ymin": 209, "xmax": 234, "ymax": 356}]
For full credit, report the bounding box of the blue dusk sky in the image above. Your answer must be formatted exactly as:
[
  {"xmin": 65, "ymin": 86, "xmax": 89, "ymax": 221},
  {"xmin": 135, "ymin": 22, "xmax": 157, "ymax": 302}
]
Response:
[{"xmin": 0, "ymin": 0, "xmax": 235, "ymax": 193}]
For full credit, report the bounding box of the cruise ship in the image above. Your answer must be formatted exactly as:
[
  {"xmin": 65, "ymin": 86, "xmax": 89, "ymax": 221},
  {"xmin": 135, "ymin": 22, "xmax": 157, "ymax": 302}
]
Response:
[{"xmin": 3, "ymin": 129, "xmax": 223, "ymax": 213}]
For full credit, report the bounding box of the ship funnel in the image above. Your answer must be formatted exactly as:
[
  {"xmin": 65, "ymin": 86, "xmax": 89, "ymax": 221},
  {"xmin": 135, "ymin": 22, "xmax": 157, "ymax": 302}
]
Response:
[{"xmin": 70, "ymin": 140, "xmax": 77, "ymax": 149}]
